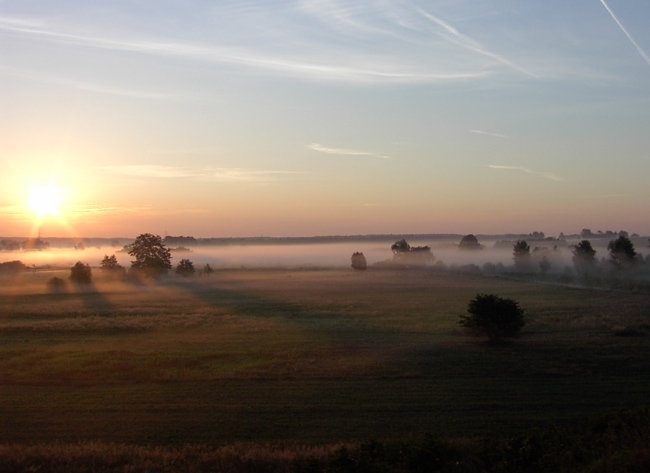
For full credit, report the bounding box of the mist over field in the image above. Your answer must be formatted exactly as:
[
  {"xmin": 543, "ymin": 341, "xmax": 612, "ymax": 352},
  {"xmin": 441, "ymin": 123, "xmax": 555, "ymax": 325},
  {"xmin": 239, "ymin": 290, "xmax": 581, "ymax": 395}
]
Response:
[{"xmin": 0, "ymin": 237, "xmax": 606, "ymax": 271}]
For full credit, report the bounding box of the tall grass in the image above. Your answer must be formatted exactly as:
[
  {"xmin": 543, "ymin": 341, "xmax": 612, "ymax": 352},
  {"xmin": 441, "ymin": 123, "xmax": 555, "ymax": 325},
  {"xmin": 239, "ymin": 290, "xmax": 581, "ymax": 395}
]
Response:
[{"xmin": 1, "ymin": 409, "xmax": 649, "ymax": 472}]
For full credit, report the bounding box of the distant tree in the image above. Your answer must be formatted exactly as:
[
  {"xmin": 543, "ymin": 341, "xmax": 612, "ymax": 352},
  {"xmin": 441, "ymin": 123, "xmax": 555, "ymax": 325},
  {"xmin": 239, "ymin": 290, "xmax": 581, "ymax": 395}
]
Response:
[
  {"xmin": 391, "ymin": 239, "xmax": 410, "ymax": 256},
  {"xmin": 70, "ymin": 261, "xmax": 92, "ymax": 284},
  {"xmin": 513, "ymin": 240, "xmax": 531, "ymax": 271},
  {"xmin": 459, "ymin": 234, "xmax": 482, "ymax": 250},
  {"xmin": 203, "ymin": 263, "xmax": 214, "ymax": 276},
  {"xmin": 351, "ymin": 252, "xmax": 367, "ymax": 270},
  {"xmin": 572, "ymin": 240, "xmax": 597, "ymax": 273},
  {"xmin": 128, "ymin": 233, "xmax": 172, "ymax": 278},
  {"xmin": 100, "ymin": 254, "xmax": 125, "ymax": 279},
  {"xmin": 22, "ymin": 237, "xmax": 50, "ymax": 251},
  {"xmin": 47, "ymin": 277, "xmax": 67, "ymax": 293},
  {"xmin": 0, "ymin": 239, "xmax": 20, "ymax": 251},
  {"xmin": 175, "ymin": 258, "xmax": 195, "ymax": 276},
  {"xmin": 608, "ymin": 235, "xmax": 637, "ymax": 267},
  {"xmin": 0, "ymin": 260, "xmax": 27, "ymax": 275},
  {"xmin": 581, "ymin": 229, "xmax": 595, "ymax": 239},
  {"xmin": 539, "ymin": 256, "xmax": 551, "ymax": 277},
  {"xmin": 458, "ymin": 293, "xmax": 525, "ymax": 342},
  {"xmin": 391, "ymin": 240, "xmax": 434, "ymax": 266}
]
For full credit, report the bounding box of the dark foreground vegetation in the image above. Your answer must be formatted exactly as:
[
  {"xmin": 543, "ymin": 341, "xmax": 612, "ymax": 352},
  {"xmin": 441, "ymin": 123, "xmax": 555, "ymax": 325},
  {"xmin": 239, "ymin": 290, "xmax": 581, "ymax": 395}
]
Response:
[{"xmin": 1, "ymin": 409, "xmax": 649, "ymax": 472}]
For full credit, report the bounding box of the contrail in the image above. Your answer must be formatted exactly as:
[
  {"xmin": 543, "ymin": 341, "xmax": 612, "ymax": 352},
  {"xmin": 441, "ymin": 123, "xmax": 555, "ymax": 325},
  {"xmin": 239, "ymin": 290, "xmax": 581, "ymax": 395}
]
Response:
[{"xmin": 599, "ymin": 0, "xmax": 650, "ymax": 66}]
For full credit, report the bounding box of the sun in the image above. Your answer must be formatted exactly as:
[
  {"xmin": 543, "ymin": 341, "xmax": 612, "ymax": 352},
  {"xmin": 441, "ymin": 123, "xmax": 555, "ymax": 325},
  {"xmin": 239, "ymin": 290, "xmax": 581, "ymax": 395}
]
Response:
[{"xmin": 28, "ymin": 184, "xmax": 63, "ymax": 217}]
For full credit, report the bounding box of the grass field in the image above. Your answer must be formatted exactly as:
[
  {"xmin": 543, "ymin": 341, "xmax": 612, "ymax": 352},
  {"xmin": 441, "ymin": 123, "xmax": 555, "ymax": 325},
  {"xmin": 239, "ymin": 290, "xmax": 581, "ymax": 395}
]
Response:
[{"xmin": 1, "ymin": 267, "xmax": 650, "ymax": 447}]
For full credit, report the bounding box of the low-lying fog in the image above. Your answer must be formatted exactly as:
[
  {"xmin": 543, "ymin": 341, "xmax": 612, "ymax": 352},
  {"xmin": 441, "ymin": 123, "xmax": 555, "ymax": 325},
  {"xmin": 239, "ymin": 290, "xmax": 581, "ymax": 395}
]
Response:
[{"xmin": 2, "ymin": 238, "xmax": 625, "ymax": 272}]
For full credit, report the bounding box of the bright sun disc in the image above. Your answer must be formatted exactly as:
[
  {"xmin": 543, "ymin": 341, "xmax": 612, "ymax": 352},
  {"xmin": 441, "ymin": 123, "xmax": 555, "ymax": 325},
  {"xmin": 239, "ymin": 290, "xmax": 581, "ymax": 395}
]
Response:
[{"xmin": 28, "ymin": 184, "xmax": 63, "ymax": 217}]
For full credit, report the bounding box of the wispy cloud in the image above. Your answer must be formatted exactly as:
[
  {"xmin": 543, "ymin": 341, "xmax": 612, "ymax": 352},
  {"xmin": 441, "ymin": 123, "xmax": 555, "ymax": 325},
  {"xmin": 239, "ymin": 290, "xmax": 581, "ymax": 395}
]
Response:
[
  {"xmin": 307, "ymin": 143, "xmax": 390, "ymax": 159},
  {"xmin": 599, "ymin": 0, "xmax": 650, "ymax": 66},
  {"xmin": 415, "ymin": 8, "xmax": 538, "ymax": 78},
  {"xmin": 100, "ymin": 165, "xmax": 304, "ymax": 182},
  {"xmin": 0, "ymin": 12, "xmax": 509, "ymax": 84},
  {"xmin": 470, "ymin": 129, "xmax": 509, "ymax": 139},
  {"xmin": 488, "ymin": 165, "xmax": 564, "ymax": 182}
]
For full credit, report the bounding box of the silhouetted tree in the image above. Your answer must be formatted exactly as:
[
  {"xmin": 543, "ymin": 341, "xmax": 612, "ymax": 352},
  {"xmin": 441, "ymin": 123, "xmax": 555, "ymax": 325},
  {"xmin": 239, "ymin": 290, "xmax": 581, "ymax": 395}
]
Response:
[
  {"xmin": 70, "ymin": 261, "xmax": 92, "ymax": 284},
  {"xmin": 175, "ymin": 258, "xmax": 195, "ymax": 276},
  {"xmin": 458, "ymin": 293, "xmax": 525, "ymax": 342},
  {"xmin": 100, "ymin": 254, "xmax": 125, "ymax": 279},
  {"xmin": 0, "ymin": 260, "xmax": 27, "ymax": 275},
  {"xmin": 459, "ymin": 234, "xmax": 482, "ymax": 250},
  {"xmin": 572, "ymin": 240, "xmax": 597, "ymax": 273},
  {"xmin": 128, "ymin": 233, "xmax": 172, "ymax": 278},
  {"xmin": 203, "ymin": 263, "xmax": 214, "ymax": 275},
  {"xmin": 513, "ymin": 240, "xmax": 531, "ymax": 271},
  {"xmin": 608, "ymin": 235, "xmax": 637, "ymax": 267},
  {"xmin": 351, "ymin": 252, "xmax": 367, "ymax": 270},
  {"xmin": 391, "ymin": 239, "xmax": 410, "ymax": 256},
  {"xmin": 391, "ymin": 240, "xmax": 434, "ymax": 266}
]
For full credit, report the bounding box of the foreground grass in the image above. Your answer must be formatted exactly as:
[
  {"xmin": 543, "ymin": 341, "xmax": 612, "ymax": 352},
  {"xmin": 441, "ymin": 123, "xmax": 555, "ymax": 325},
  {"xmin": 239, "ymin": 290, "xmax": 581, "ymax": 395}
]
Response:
[
  {"xmin": 2, "ymin": 409, "xmax": 649, "ymax": 472},
  {"xmin": 1, "ymin": 267, "xmax": 650, "ymax": 446}
]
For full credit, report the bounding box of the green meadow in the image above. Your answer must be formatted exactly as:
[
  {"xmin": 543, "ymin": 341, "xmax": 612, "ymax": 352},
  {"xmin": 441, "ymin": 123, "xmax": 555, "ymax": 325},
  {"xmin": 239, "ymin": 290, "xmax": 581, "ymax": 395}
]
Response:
[{"xmin": 1, "ymin": 267, "xmax": 650, "ymax": 448}]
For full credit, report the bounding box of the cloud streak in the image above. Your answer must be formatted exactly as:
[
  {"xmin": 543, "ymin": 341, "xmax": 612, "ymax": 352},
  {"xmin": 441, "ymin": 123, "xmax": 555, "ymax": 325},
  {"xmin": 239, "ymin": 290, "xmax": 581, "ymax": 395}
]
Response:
[
  {"xmin": 470, "ymin": 130, "xmax": 509, "ymax": 139},
  {"xmin": 599, "ymin": 0, "xmax": 650, "ymax": 66},
  {"xmin": 488, "ymin": 165, "xmax": 564, "ymax": 182},
  {"xmin": 100, "ymin": 165, "xmax": 304, "ymax": 182},
  {"xmin": 0, "ymin": 12, "xmax": 511, "ymax": 84},
  {"xmin": 307, "ymin": 143, "xmax": 390, "ymax": 159}
]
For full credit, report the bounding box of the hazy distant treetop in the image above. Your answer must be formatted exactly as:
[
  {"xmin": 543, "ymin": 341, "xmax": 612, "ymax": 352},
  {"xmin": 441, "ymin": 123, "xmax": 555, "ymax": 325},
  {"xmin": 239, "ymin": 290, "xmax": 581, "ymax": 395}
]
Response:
[
  {"xmin": 391, "ymin": 239, "xmax": 411, "ymax": 255},
  {"xmin": 128, "ymin": 233, "xmax": 172, "ymax": 277},
  {"xmin": 175, "ymin": 258, "xmax": 195, "ymax": 276},
  {"xmin": 572, "ymin": 240, "xmax": 597, "ymax": 270},
  {"xmin": 351, "ymin": 252, "xmax": 367, "ymax": 270},
  {"xmin": 513, "ymin": 240, "xmax": 532, "ymax": 271},
  {"xmin": 608, "ymin": 235, "xmax": 637, "ymax": 267},
  {"xmin": 100, "ymin": 254, "xmax": 123, "ymax": 272},
  {"xmin": 459, "ymin": 234, "xmax": 481, "ymax": 250}
]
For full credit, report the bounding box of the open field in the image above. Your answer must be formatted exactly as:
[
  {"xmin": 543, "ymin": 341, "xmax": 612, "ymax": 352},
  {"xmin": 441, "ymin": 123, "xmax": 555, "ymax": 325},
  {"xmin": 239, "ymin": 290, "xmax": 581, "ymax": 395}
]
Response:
[{"xmin": 1, "ymin": 267, "xmax": 650, "ymax": 446}]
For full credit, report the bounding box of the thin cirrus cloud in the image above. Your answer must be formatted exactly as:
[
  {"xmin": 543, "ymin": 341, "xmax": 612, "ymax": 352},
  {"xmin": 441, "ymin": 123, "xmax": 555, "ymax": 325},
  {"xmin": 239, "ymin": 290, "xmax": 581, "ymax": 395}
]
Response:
[
  {"xmin": 307, "ymin": 143, "xmax": 390, "ymax": 159},
  {"xmin": 100, "ymin": 165, "xmax": 304, "ymax": 182},
  {"xmin": 470, "ymin": 129, "xmax": 509, "ymax": 139},
  {"xmin": 488, "ymin": 165, "xmax": 564, "ymax": 182},
  {"xmin": 0, "ymin": 3, "xmax": 532, "ymax": 85}
]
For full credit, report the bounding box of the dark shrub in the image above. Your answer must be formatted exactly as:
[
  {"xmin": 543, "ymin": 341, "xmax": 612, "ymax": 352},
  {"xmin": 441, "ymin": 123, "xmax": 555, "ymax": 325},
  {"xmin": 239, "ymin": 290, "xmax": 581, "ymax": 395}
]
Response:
[{"xmin": 459, "ymin": 293, "xmax": 525, "ymax": 342}]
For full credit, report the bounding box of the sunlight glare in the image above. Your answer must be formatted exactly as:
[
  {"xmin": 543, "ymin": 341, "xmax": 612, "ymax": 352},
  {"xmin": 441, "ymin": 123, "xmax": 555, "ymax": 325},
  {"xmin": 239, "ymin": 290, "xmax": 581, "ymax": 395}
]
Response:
[{"xmin": 28, "ymin": 184, "xmax": 63, "ymax": 217}]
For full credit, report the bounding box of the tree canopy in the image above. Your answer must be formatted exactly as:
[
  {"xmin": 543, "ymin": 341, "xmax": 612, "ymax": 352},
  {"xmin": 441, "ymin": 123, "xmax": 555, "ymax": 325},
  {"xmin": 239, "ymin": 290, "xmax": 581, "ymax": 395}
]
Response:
[
  {"xmin": 459, "ymin": 234, "xmax": 481, "ymax": 250},
  {"xmin": 128, "ymin": 233, "xmax": 172, "ymax": 277},
  {"xmin": 608, "ymin": 235, "xmax": 637, "ymax": 267}
]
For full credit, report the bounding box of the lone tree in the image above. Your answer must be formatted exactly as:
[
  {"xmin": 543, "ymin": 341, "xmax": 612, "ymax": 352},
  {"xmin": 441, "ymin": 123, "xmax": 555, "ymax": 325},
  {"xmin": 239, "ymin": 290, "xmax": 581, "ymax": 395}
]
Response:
[
  {"xmin": 175, "ymin": 258, "xmax": 195, "ymax": 276},
  {"xmin": 458, "ymin": 293, "xmax": 525, "ymax": 342},
  {"xmin": 572, "ymin": 240, "xmax": 597, "ymax": 273},
  {"xmin": 513, "ymin": 240, "xmax": 532, "ymax": 271},
  {"xmin": 391, "ymin": 239, "xmax": 411, "ymax": 255},
  {"xmin": 608, "ymin": 235, "xmax": 637, "ymax": 267},
  {"xmin": 391, "ymin": 239, "xmax": 434, "ymax": 265},
  {"xmin": 100, "ymin": 254, "xmax": 125, "ymax": 279},
  {"xmin": 459, "ymin": 234, "xmax": 482, "ymax": 250},
  {"xmin": 128, "ymin": 233, "xmax": 172, "ymax": 278},
  {"xmin": 203, "ymin": 263, "xmax": 214, "ymax": 276},
  {"xmin": 351, "ymin": 252, "xmax": 367, "ymax": 270},
  {"xmin": 70, "ymin": 261, "xmax": 92, "ymax": 284}
]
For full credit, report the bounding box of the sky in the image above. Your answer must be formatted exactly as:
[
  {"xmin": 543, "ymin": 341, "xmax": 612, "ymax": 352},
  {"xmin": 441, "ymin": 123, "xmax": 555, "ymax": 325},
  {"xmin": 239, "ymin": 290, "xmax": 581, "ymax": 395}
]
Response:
[{"xmin": 1, "ymin": 0, "xmax": 650, "ymax": 239}]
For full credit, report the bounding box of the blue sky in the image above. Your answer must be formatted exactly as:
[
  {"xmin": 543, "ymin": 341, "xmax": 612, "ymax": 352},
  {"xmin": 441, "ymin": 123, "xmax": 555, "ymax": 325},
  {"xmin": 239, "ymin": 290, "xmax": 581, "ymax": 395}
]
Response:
[{"xmin": 1, "ymin": 1, "xmax": 649, "ymax": 238}]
